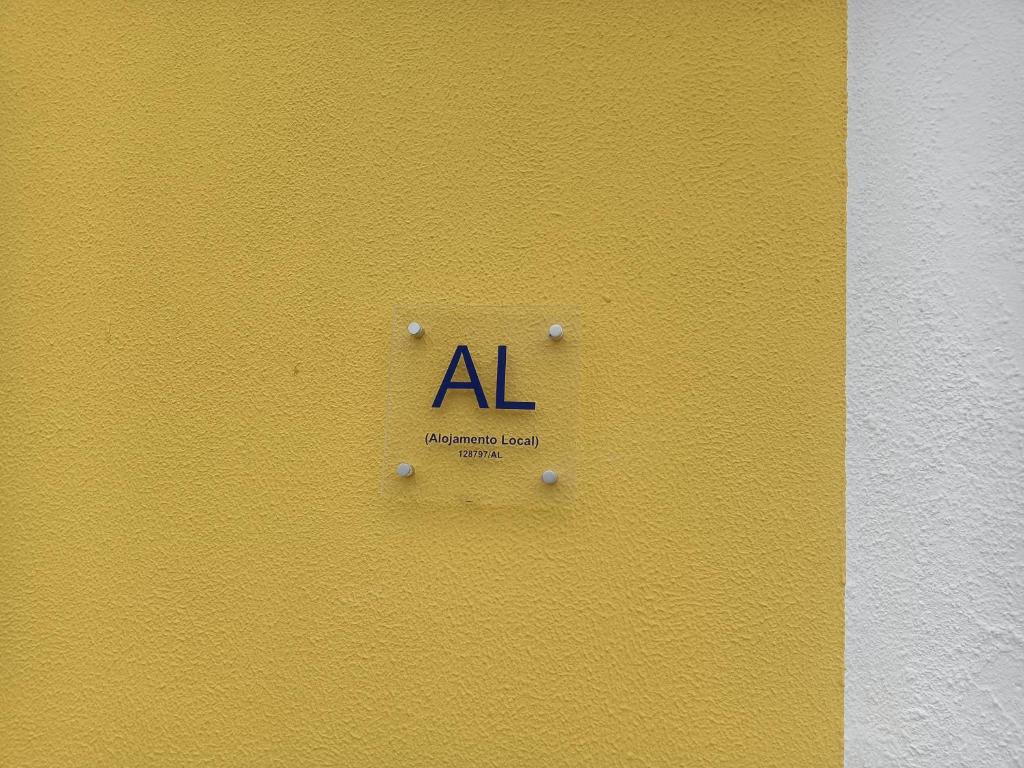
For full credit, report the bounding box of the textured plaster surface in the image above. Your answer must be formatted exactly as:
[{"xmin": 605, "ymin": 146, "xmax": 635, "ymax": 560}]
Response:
[
  {"xmin": 847, "ymin": 1, "xmax": 1024, "ymax": 766},
  {"xmin": 1, "ymin": 3, "xmax": 845, "ymax": 765}
]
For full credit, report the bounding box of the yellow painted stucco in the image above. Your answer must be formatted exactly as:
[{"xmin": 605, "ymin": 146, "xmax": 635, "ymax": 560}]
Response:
[{"xmin": 0, "ymin": 3, "xmax": 845, "ymax": 765}]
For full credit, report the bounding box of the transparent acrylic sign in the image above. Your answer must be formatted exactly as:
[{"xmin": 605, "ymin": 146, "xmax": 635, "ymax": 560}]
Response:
[{"xmin": 383, "ymin": 306, "xmax": 580, "ymax": 504}]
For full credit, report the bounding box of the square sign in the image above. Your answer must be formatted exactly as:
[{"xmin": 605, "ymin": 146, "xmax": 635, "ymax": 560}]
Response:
[{"xmin": 382, "ymin": 306, "xmax": 580, "ymax": 504}]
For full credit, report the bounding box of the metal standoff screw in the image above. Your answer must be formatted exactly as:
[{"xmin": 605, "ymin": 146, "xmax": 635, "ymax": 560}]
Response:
[
  {"xmin": 541, "ymin": 469, "xmax": 558, "ymax": 485},
  {"xmin": 548, "ymin": 323, "xmax": 564, "ymax": 341},
  {"xmin": 396, "ymin": 462, "xmax": 415, "ymax": 478},
  {"xmin": 407, "ymin": 322, "xmax": 425, "ymax": 338}
]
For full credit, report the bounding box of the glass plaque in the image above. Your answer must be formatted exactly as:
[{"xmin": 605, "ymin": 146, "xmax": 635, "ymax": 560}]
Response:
[{"xmin": 382, "ymin": 306, "xmax": 580, "ymax": 505}]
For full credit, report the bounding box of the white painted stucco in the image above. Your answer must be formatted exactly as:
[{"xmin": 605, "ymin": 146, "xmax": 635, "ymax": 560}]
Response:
[{"xmin": 846, "ymin": 1, "xmax": 1024, "ymax": 765}]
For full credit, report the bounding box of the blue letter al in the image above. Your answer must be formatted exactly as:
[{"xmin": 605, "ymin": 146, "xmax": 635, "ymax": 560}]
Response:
[{"xmin": 432, "ymin": 345, "xmax": 489, "ymax": 409}]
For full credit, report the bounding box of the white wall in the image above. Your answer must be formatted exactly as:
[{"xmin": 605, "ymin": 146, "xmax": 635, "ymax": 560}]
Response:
[{"xmin": 846, "ymin": 1, "xmax": 1024, "ymax": 765}]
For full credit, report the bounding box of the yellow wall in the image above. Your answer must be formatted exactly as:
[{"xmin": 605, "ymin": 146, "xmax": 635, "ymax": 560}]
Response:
[{"xmin": 0, "ymin": 3, "xmax": 846, "ymax": 765}]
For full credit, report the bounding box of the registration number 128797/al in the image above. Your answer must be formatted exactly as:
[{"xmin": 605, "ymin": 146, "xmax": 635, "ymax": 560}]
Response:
[{"xmin": 458, "ymin": 450, "xmax": 502, "ymax": 460}]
